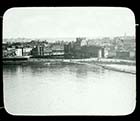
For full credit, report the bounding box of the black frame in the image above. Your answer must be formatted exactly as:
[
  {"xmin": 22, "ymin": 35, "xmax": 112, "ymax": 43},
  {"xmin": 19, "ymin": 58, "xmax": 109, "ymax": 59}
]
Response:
[{"xmin": 0, "ymin": 0, "xmax": 138, "ymax": 120}]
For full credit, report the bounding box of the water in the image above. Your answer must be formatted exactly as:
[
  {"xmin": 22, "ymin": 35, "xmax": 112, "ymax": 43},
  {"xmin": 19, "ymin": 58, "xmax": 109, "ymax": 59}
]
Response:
[{"xmin": 3, "ymin": 64, "xmax": 136, "ymax": 115}]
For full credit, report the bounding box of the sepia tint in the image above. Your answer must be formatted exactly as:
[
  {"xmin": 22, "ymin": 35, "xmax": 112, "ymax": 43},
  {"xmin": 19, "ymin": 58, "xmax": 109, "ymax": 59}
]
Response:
[{"xmin": 3, "ymin": 7, "xmax": 136, "ymax": 115}]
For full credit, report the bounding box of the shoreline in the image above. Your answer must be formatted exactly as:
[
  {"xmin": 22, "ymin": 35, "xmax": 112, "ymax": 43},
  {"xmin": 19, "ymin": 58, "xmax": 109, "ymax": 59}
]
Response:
[
  {"xmin": 94, "ymin": 63, "xmax": 136, "ymax": 75},
  {"xmin": 3, "ymin": 58, "xmax": 136, "ymax": 74}
]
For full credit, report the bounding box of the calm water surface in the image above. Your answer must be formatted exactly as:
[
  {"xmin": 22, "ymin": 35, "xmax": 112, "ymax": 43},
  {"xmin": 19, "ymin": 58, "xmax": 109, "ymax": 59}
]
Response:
[{"xmin": 3, "ymin": 64, "xmax": 136, "ymax": 115}]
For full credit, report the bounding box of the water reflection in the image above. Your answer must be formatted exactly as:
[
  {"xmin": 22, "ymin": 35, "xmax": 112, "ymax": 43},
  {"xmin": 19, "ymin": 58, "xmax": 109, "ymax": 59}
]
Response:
[
  {"xmin": 3, "ymin": 64, "xmax": 105, "ymax": 79},
  {"xmin": 3, "ymin": 64, "xmax": 136, "ymax": 115},
  {"xmin": 3, "ymin": 65, "xmax": 19, "ymax": 75},
  {"xmin": 76, "ymin": 65, "xmax": 88, "ymax": 79}
]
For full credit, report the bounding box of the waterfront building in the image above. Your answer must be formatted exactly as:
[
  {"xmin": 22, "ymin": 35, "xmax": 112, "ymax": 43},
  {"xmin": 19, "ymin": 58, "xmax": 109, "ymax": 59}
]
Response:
[
  {"xmin": 116, "ymin": 51, "xmax": 130, "ymax": 59},
  {"xmin": 15, "ymin": 48, "xmax": 23, "ymax": 56},
  {"xmin": 103, "ymin": 47, "xmax": 109, "ymax": 58},
  {"xmin": 31, "ymin": 46, "xmax": 42, "ymax": 56},
  {"xmin": 51, "ymin": 43, "xmax": 64, "ymax": 56},
  {"xmin": 2, "ymin": 43, "xmax": 8, "ymax": 50},
  {"xmin": 3, "ymin": 48, "xmax": 16, "ymax": 57},
  {"xmin": 36, "ymin": 45, "xmax": 44, "ymax": 56},
  {"xmin": 43, "ymin": 47, "xmax": 52, "ymax": 56},
  {"xmin": 81, "ymin": 39, "xmax": 88, "ymax": 46},
  {"xmin": 129, "ymin": 51, "xmax": 135, "ymax": 59},
  {"xmin": 22, "ymin": 48, "xmax": 32, "ymax": 56},
  {"xmin": 64, "ymin": 38, "xmax": 105, "ymax": 59},
  {"xmin": 64, "ymin": 42, "xmax": 74, "ymax": 58},
  {"xmin": 80, "ymin": 45, "xmax": 104, "ymax": 58},
  {"xmin": 30, "ymin": 43, "xmax": 64, "ymax": 57}
]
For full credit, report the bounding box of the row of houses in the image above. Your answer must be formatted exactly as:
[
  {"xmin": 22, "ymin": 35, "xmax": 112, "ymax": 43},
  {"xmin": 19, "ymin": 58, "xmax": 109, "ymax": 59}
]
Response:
[
  {"xmin": 3, "ymin": 37, "xmax": 136, "ymax": 60},
  {"xmin": 3, "ymin": 47, "xmax": 32, "ymax": 57},
  {"xmin": 64, "ymin": 37, "xmax": 135, "ymax": 59},
  {"xmin": 31, "ymin": 43, "xmax": 64, "ymax": 58},
  {"xmin": 64, "ymin": 38, "xmax": 104, "ymax": 59}
]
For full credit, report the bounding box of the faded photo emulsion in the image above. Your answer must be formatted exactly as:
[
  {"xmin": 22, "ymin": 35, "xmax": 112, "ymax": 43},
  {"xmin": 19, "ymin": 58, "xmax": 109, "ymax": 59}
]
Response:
[{"xmin": 3, "ymin": 7, "xmax": 136, "ymax": 115}]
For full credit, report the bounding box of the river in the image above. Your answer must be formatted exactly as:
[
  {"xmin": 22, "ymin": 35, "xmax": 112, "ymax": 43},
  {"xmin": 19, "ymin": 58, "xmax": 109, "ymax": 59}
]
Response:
[{"xmin": 3, "ymin": 63, "xmax": 136, "ymax": 115}]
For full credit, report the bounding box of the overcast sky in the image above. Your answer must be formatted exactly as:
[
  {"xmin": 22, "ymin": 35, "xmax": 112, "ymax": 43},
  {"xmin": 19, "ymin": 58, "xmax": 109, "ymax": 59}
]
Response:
[{"xmin": 3, "ymin": 7, "xmax": 135, "ymax": 39}]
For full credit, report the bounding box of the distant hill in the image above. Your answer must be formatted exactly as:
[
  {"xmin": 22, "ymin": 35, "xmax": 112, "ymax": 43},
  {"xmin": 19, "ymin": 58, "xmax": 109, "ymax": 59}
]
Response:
[{"xmin": 3, "ymin": 37, "xmax": 76, "ymax": 43}]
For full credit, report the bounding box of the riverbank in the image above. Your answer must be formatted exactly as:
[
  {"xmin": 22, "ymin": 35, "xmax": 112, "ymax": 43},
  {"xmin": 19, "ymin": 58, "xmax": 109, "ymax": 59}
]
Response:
[
  {"xmin": 67, "ymin": 60, "xmax": 136, "ymax": 75},
  {"xmin": 2, "ymin": 58, "xmax": 136, "ymax": 65},
  {"xmin": 70, "ymin": 58, "xmax": 135, "ymax": 65},
  {"xmin": 3, "ymin": 57, "xmax": 136, "ymax": 74},
  {"xmin": 76, "ymin": 58, "xmax": 136, "ymax": 74},
  {"xmin": 94, "ymin": 63, "xmax": 136, "ymax": 74}
]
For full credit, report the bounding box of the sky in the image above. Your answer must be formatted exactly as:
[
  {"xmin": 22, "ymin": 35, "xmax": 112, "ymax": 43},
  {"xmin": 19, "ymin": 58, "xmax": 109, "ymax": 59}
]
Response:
[{"xmin": 3, "ymin": 7, "xmax": 135, "ymax": 40}]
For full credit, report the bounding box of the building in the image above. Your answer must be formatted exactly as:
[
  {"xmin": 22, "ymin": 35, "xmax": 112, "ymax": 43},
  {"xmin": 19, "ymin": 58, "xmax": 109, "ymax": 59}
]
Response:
[
  {"xmin": 64, "ymin": 42, "xmax": 74, "ymax": 58},
  {"xmin": 81, "ymin": 38, "xmax": 88, "ymax": 46},
  {"xmin": 15, "ymin": 48, "xmax": 23, "ymax": 56},
  {"xmin": 103, "ymin": 47, "xmax": 109, "ymax": 58},
  {"xmin": 129, "ymin": 51, "xmax": 135, "ymax": 59},
  {"xmin": 80, "ymin": 45, "xmax": 104, "ymax": 58},
  {"xmin": 64, "ymin": 43, "xmax": 104, "ymax": 59},
  {"xmin": 51, "ymin": 44, "xmax": 64, "ymax": 55},
  {"xmin": 116, "ymin": 51, "xmax": 130, "ymax": 59},
  {"xmin": 104, "ymin": 45, "xmax": 116, "ymax": 58},
  {"xmin": 31, "ymin": 43, "xmax": 64, "ymax": 58},
  {"xmin": 64, "ymin": 37, "xmax": 105, "ymax": 59},
  {"xmin": 3, "ymin": 48, "xmax": 16, "ymax": 57},
  {"xmin": 31, "ymin": 45, "xmax": 44, "ymax": 56},
  {"xmin": 43, "ymin": 46, "xmax": 52, "ymax": 56},
  {"xmin": 22, "ymin": 47, "xmax": 32, "ymax": 56}
]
